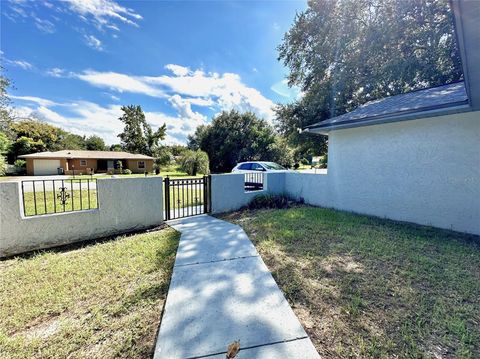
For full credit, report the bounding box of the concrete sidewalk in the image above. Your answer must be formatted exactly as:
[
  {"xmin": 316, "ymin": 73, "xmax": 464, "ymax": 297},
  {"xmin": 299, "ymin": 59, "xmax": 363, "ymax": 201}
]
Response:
[{"xmin": 154, "ymin": 215, "xmax": 320, "ymax": 359}]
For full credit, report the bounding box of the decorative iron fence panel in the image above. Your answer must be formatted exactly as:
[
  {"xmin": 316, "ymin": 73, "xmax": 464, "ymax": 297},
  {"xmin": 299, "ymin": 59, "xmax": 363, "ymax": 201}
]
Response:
[
  {"xmin": 163, "ymin": 175, "xmax": 211, "ymax": 220},
  {"xmin": 244, "ymin": 172, "xmax": 264, "ymax": 191},
  {"xmin": 21, "ymin": 179, "xmax": 98, "ymax": 217}
]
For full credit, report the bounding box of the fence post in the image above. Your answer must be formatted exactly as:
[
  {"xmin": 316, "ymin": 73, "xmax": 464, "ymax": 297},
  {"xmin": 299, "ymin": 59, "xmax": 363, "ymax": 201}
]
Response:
[
  {"xmin": 164, "ymin": 176, "xmax": 170, "ymax": 221},
  {"xmin": 203, "ymin": 175, "xmax": 208, "ymax": 214}
]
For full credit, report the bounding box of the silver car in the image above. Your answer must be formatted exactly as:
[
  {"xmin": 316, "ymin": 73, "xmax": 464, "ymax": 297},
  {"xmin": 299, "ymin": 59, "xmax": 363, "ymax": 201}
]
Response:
[{"xmin": 231, "ymin": 161, "xmax": 287, "ymax": 173}]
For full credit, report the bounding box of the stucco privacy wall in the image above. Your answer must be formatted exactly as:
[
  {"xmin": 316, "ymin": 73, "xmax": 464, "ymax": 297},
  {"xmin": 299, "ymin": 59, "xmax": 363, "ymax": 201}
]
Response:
[
  {"xmin": 211, "ymin": 172, "xmax": 285, "ymax": 214},
  {"xmin": 287, "ymin": 111, "xmax": 480, "ymax": 235},
  {"xmin": 0, "ymin": 177, "xmax": 164, "ymax": 257}
]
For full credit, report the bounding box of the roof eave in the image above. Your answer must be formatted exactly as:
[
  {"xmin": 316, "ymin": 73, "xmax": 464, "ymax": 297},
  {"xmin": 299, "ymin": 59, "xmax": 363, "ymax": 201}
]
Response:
[{"xmin": 304, "ymin": 102, "xmax": 472, "ymax": 135}]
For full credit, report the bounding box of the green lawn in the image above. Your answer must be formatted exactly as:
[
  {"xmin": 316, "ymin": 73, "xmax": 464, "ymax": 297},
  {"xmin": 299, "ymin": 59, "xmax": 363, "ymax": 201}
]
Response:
[
  {"xmin": 0, "ymin": 228, "xmax": 179, "ymax": 359},
  {"xmin": 165, "ymin": 181, "xmax": 204, "ymax": 210},
  {"xmin": 69, "ymin": 170, "xmax": 204, "ymax": 181},
  {"xmin": 23, "ymin": 189, "xmax": 98, "ymax": 216},
  {"xmin": 222, "ymin": 206, "xmax": 480, "ymax": 359}
]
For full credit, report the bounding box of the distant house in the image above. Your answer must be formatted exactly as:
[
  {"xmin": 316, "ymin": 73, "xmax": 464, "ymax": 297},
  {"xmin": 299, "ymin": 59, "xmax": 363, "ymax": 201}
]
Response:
[{"xmin": 18, "ymin": 150, "xmax": 154, "ymax": 176}]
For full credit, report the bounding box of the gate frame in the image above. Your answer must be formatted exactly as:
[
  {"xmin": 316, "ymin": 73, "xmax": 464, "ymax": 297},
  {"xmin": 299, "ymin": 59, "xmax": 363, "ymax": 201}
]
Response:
[{"xmin": 164, "ymin": 175, "xmax": 211, "ymax": 221}]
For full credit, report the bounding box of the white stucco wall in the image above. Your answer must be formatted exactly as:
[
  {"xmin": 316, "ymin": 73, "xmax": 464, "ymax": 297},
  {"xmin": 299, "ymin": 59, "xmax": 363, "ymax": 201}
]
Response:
[
  {"xmin": 211, "ymin": 172, "xmax": 285, "ymax": 214},
  {"xmin": 214, "ymin": 111, "xmax": 479, "ymax": 235},
  {"xmin": 290, "ymin": 111, "xmax": 480, "ymax": 235},
  {"xmin": 0, "ymin": 177, "xmax": 164, "ymax": 257}
]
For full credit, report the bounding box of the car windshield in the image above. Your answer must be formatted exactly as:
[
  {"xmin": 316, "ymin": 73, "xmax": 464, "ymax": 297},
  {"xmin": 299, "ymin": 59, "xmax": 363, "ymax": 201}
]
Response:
[{"xmin": 262, "ymin": 162, "xmax": 286, "ymax": 170}]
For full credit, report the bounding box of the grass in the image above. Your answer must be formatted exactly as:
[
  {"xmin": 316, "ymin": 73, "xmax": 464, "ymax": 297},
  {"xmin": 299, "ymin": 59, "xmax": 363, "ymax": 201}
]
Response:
[
  {"xmin": 0, "ymin": 228, "xmax": 180, "ymax": 359},
  {"xmin": 23, "ymin": 189, "xmax": 98, "ymax": 216},
  {"xmin": 69, "ymin": 170, "xmax": 204, "ymax": 181},
  {"xmin": 222, "ymin": 206, "xmax": 480, "ymax": 359}
]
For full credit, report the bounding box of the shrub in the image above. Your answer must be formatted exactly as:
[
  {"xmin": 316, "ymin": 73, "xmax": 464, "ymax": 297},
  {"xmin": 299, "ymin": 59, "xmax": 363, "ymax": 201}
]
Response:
[
  {"xmin": 154, "ymin": 148, "xmax": 174, "ymax": 168},
  {"xmin": 180, "ymin": 150, "xmax": 209, "ymax": 176},
  {"xmin": 14, "ymin": 159, "xmax": 26, "ymax": 168},
  {"xmin": 248, "ymin": 194, "xmax": 293, "ymax": 210},
  {"xmin": 123, "ymin": 169, "xmax": 132, "ymax": 175},
  {"xmin": 319, "ymin": 154, "xmax": 328, "ymax": 168}
]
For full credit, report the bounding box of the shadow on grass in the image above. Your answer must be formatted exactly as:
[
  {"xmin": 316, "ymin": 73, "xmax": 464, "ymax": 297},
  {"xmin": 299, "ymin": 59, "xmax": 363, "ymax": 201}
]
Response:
[
  {"xmin": 222, "ymin": 205, "xmax": 480, "ymax": 358},
  {"xmin": 0, "ymin": 224, "xmax": 170, "ymax": 262}
]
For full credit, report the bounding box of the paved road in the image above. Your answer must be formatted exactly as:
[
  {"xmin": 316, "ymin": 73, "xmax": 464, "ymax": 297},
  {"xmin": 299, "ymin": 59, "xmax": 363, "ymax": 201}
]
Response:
[{"xmin": 154, "ymin": 215, "xmax": 320, "ymax": 359}]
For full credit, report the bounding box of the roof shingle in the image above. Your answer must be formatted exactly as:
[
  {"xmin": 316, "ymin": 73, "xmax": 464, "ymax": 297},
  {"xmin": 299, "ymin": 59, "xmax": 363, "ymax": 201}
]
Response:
[{"xmin": 306, "ymin": 81, "xmax": 468, "ymax": 131}]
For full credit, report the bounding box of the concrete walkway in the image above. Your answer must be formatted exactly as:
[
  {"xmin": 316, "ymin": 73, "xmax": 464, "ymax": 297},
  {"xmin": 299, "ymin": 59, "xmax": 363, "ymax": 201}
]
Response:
[{"xmin": 154, "ymin": 215, "xmax": 320, "ymax": 359}]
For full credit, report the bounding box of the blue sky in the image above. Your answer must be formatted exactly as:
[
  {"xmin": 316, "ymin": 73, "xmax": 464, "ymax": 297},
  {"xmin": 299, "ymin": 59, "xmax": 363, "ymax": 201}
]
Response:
[{"xmin": 2, "ymin": 0, "xmax": 306, "ymax": 144}]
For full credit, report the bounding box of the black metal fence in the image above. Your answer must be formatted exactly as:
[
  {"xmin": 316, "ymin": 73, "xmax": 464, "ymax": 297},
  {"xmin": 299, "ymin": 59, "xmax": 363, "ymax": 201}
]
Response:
[
  {"xmin": 244, "ymin": 172, "xmax": 264, "ymax": 191},
  {"xmin": 21, "ymin": 179, "xmax": 98, "ymax": 217},
  {"xmin": 164, "ymin": 175, "xmax": 211, "ymax": 220}
]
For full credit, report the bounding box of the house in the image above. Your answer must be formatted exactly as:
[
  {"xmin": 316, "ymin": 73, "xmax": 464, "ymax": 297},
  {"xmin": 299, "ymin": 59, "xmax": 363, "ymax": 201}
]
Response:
[
  {"xmin": 297, "ymin": 0, "xmax": 480, "ymax": 235},
  {"xmin": 18, "ymin": 150, "xmax": 154, "ymax": 176}
]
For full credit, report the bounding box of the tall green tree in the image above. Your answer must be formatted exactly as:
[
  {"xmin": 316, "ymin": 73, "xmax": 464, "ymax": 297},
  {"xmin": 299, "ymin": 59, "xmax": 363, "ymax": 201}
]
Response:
[
  {"xmin": 85, "ymin": 135, "xmax": 106, "ymax": 151},
  {"xmin": 57, "ymin": 131, "xmax": 86, "ymax": 150},
  {"xmin": 188, "ymin": 110, "xmax": 291, "ymax": 173},
  {"xmin": 117, "ymin": 105, "xmax": 166, "ymax": 156},
  {"xmin": 0, "ymin": 68, "xmax": 14, "ymax": 135},
  {"xmin": 110, "ymin": 144, "xmax": 123, "ymax": 152},
  {"xmin": 276, "ymin": 0, "xmax": 462, "ymax": 156}
]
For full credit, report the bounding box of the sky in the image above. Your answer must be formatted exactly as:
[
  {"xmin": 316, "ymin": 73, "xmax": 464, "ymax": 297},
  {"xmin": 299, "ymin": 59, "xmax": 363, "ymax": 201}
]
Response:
[{"xmin": 1, "ymin": 0, "xmax": 307, "ymax": 145}]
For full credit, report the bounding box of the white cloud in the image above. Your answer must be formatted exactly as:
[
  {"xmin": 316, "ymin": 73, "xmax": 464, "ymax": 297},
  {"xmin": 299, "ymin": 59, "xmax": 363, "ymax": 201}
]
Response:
[
  {"xmin": 75, "ymin": 66, "xmax": 276, "ymax": 121},
  {"xmin": 8, "ymin": 59, "xmax": 33, "ymax": 70},
  {"xmin": 84, "ymin": 34, "xmax": 103, "ymax": 51},
  {"xmin": 3, "ymin": 0, "xmax": 142, "ymax": 51},
  {"xmin": 165, "ymin": 64, "xmax": 190, "ymax": 77},
  {"xmin": 65, "ymin": 0, "xmax": 143, "ymax": 29},
  {"xmin": 11, "ymin": 96, "xmax": 205, "ymax": 145},
  {"xmin": 46, "ymin": 67, "xmax": 66, "ymax": 77},
  {"xmin": 10, "ymin": 95, "xmax": 58, "ymax": 107},
  {"xmin": 75, "ymin": 70, "xmax": 164, "ymax": 97},
  {"xmin": 34, "ymin": 17, "xmax": 56, "ymax": 33}
]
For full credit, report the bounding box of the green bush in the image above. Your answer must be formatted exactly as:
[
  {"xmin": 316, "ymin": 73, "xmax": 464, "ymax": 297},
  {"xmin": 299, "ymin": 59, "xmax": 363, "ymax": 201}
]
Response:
[
  {"xmin": 14, "ymin": 159, "xmax": 26, "ymax": 168},
  {"xmin": 180, "ymin": 150, "xmax": 209, "ymax": 176},
  {"xmin": 123, "ymin": 169, "xmax": 132, "ymax": 175},
  {"xmin": 248, "ymin": 194, "xmax": 294, "ymax": 210},
  {"xmin": 319, "ymin": 154, "xmax": 328, "ymax": 168}
]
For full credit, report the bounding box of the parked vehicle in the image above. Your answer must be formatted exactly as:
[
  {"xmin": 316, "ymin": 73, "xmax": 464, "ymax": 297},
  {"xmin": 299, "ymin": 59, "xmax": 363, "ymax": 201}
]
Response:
[
  {"xmin": 231, "ymin": 161, "xmax": 287, "ymax": 173},
  {"xmin": 232, "ymin": 161, "xmax": 288, "ymax": 191}
]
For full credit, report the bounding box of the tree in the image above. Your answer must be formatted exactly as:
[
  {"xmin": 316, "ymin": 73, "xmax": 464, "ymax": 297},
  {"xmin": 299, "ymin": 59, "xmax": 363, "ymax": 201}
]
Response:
[
  {"xmin": 187, "ymin": 110, "xmax": 288, "ymax": 173},
  {"xmin": 85, "ymin": 135, "xmax": 106, "ymax": 151},
  {"xmin": 0, "ymin": 68, "xmax": 14, "ymax": 135},
  {"xmin": 0, "ymin": 132, "xmax": 11, "ymax": 154},
  {"xmin": 117, "ymin": 105, "xmax": 166, "ymax": 156},
  {"xmin": 9, "ymin": 119, "xmax": 60, "ymax": 150},
  {"xmin": 154, "ymin": 147, "xmax": 174, "ymax": 168},
  {"xmin": 110, "ymin": 144, "xmax": 123, "ymax": 152},
  {"xmin": 276, "ymin": 0, "xmax": 462, "ymax": 155},
  {"xmin": 57, "ymin": 131, "xmax": 86, "ymax": 150},
  {"xmin": 10, "ymin": 136, "xmax": 46, "ymax": 158},
  {"xmin": 0, "ymin": 131, "xmax": 10, "ymax": 176},
  {"xmin": 180, "ymin": 150, "xmax": 210, "ymax": 176}
]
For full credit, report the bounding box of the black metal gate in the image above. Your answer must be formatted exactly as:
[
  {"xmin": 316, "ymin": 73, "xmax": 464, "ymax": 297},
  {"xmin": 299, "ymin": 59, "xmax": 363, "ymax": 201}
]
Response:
[{"xmin": 163, "ymin": 175, "xmax": 211, "ymax": 220}]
